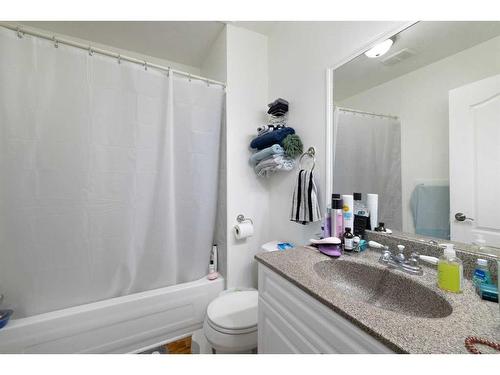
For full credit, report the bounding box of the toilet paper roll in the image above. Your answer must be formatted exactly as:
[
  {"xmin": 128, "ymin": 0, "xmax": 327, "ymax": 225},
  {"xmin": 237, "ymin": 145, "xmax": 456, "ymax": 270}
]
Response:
[{"xmin": 234, "ymin": 222, "xmax": 254, "ymax": 240}]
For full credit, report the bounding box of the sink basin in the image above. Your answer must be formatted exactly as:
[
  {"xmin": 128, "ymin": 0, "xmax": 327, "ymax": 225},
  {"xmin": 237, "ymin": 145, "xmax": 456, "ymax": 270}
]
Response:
[{"xmin": 313, "ymin": 259, "xmax": 453, "ymax": 318}]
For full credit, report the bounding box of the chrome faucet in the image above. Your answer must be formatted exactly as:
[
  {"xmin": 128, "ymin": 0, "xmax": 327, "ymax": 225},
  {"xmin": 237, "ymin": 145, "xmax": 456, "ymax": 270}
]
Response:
[{"xmin": 377, "ymin": 244, "xmax": 424, "ymax": 276}]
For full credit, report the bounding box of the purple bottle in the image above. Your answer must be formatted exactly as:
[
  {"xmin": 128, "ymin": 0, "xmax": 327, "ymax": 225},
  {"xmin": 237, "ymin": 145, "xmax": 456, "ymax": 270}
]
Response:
[{"xmin": 331, "ymin": 194, "xmax": 344, "ymax": 239}]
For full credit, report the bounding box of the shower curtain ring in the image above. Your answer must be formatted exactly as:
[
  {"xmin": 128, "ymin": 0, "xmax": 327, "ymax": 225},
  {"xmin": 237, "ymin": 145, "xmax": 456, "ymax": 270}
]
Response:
[
  {"xmin": 206, "ymin": 79, "xmax": 210, "ymax": 87},
  {"xmin": 144, "ymin": 61, "xmax": 148, "ymax": 71},
  {"xmin": 88, "ymin": 46, "xmax": 94, "ymax": 56},
  {"xmin": 16, "ymin": 27, "xmax": 23, "ymax": 38},
  {"xmin": 167, "ymin": 67, "xmax": 171, "ymax": 77},
  {"xmin": 117, "ymin": 54, "xmax": 121, "ymax": 64},
  {"xmin": 188, "ymin": 74, "xmax": 192, "ymax": 82},
  {"xmin": 53, "ymin": 36, "xmax": 59, "ymax": 48}
]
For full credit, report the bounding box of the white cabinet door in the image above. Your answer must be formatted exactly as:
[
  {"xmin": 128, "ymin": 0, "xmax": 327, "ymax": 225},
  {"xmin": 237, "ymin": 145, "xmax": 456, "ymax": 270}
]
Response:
[
  {"xmin": 258, "ymin": 298, "xmax": 317, "ymax": 353},
  {"xmin": 258, "ymin": 264, "xmax": 394, "ymax": 354},
  {"xmin": 449, "ymin": 74, "xmax": 500, "ymax": 247}
]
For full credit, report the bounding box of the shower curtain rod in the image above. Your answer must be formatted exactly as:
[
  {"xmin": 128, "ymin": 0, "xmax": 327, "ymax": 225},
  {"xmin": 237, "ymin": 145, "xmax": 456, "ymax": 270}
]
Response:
[
  {"xmin": 337, "ymin": 106, "xmax": 399, "ymax": 120},
  {"xmin": 0, "ymin": 23, "xmax": 226, "ymax": 88}
]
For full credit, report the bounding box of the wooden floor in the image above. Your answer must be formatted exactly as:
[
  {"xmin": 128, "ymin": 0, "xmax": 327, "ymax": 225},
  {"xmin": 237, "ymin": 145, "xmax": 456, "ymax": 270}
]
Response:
[{"xmin": 164, "ymin": 336, "xmax": 192, "ymax": 354}]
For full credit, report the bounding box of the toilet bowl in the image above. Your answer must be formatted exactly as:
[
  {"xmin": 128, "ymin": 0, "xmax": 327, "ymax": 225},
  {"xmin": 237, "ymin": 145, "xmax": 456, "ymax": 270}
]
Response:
[
  {"xmin": 203, "ymin": 241, "xmax": 283, "ymax": 353},
  {"xmin": 203, "ymin": 290, "xmax": 258, "ymax": 353}
]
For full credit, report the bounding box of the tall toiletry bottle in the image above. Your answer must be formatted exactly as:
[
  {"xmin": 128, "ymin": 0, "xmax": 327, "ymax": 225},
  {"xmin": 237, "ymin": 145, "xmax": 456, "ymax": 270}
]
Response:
[
  {"xmin": 437, "ymin": 244, "xmax": 463, "ymax": 293},
  {"xmin": 366, "ymin": 194, "xmax": 378, "ymax": 231},
  {"xmin": 353, "ymin": 192, "xmax": 369, "ymax": 236},
  {"xmin": 331, "ymin": 194, "xmax": 344, "ymax": 239},
  {"xmin": 341, "ymin": 194, "xmax": 354, "ymax": 233},
  {"xmin": 353, "ymin": 193, "xmax": 369, "ymax": 216}
]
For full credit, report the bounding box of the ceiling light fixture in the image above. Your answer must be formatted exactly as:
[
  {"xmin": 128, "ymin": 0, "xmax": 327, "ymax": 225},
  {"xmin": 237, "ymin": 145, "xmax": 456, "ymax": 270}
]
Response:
[{"xmin": 364, "ymin": 39, "xmax": 394, "ymax": 58}]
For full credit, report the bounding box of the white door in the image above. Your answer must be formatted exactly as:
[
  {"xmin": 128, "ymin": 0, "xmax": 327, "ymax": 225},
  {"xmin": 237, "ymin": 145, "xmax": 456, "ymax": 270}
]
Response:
[{"xmin": 449, "ymin": 74, "xmax": 500, "ymax": 247}]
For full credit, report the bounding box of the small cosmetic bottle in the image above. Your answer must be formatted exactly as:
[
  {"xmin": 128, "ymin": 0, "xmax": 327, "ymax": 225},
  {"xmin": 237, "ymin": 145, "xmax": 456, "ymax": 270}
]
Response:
[
  {"xmin": 343, "ymin": 227, "xmax": 355, "ymax": 252},
  {"xmin": 207, "ymin": 244, "xmax": 219, "ymax": 280}
]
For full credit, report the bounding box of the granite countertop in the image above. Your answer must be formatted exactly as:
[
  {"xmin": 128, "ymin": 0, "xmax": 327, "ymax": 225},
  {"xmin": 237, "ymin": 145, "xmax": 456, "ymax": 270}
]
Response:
[{"xmin": 255, "ymin": 247, "xmax": 500, "ymax": 354}]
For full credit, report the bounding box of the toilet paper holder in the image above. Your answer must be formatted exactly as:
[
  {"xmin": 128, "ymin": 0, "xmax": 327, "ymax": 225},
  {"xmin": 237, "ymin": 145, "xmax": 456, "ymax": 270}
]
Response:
[{"xmin": 236, "ymin": 214, "xmax": 253, "ymax": 225}]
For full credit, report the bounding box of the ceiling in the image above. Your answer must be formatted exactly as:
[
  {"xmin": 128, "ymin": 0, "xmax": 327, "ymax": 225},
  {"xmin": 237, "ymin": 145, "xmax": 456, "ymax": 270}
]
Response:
[
  {"xmin": 18, "ymin": 21, "xmax": 281, "ymax": 69},
  {"xmin": 335, "ymin": 21, "xmax": 500, "ymax": 101},
  {"xmin": 20, "ymin": 21, "xmax": 226, "ymax": 68},
  {"xmin": 230, "ymin": 21, "xmax": 278, "ymax": 36}
]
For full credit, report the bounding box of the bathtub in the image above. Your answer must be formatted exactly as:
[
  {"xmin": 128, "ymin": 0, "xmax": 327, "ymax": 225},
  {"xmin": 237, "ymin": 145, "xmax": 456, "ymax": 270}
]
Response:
[{"xmin": 0, "ymin": 277, "xmax": 224, "ymax": 353}]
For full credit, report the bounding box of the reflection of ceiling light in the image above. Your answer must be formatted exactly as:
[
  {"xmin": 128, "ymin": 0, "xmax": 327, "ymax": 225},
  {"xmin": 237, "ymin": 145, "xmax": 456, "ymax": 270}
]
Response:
[{"xmin": 364, "ymin": 39, "xmax": 394, "ymax": 58}]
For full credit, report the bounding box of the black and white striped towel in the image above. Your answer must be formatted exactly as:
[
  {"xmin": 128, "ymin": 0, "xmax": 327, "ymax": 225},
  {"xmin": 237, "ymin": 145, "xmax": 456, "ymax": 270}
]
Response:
[{"xmin": 290, "ymin": 169, "xmax": 322, "ymax": 224}]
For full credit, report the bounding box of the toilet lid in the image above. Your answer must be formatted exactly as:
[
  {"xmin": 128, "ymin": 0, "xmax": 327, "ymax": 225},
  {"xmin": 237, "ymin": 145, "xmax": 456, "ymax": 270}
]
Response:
[{"xmin": 207, "ymin": 290, "xmax": 258, "ymax": 331}]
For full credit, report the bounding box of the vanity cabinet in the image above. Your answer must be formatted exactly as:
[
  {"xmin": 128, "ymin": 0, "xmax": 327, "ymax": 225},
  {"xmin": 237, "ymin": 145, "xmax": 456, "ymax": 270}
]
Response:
[{"xmin": 257, "ymin": 264, "xmax": 394, "ymax": 354}]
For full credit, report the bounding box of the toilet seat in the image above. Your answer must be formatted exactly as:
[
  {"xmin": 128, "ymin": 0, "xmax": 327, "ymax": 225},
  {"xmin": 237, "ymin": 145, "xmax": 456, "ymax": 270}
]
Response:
[
  {"xmin": 203, "ymin": 290, "xmax": 258, "ymax": 353},
  {"xmin": 206, "ymin": 290, "xmax": 258, "ymax": 333},
  {"xmin": 206, "ymin": 317, "xmax": 257, "ymax": 335}
]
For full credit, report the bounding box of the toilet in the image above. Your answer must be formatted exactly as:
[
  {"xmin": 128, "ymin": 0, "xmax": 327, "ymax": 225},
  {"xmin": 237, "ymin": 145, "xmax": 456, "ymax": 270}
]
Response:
[
  {"xmin": 203, "ymin": 289, "xmax": 258, "ymax": 353},
  {"xmin": 203, "ymin": 241, "xmax": 282, "ymax": 353}
]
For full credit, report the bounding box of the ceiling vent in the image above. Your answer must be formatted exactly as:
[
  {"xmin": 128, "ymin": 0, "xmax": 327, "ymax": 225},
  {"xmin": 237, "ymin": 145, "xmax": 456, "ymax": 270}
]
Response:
[{"xmin": 381, "ymin": 48, "xmax": 416, "ymax": 66}]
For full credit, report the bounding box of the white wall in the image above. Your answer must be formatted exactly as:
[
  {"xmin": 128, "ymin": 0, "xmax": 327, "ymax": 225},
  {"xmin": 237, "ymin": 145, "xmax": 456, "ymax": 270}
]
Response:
[
  {"xmin": 201, "ymin": 29, "xmax": 227, "ymax": 82},
  {"xmin": 266, "ymin": 21, "xmax": 408, "ymax": 246},
  {"xmin": 339, "ymin": 34, "xmax": 500, "ymax": 233},
  {"xmin": 225, "ymin": 25, "xmax": 270, "ymax": 289}
]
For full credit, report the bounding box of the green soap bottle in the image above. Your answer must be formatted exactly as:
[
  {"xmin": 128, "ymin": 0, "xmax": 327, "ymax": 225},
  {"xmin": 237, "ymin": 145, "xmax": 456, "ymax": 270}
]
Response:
[{"xmin": 438, "ymin": 244, "xmax": 463, "ymax": 293}]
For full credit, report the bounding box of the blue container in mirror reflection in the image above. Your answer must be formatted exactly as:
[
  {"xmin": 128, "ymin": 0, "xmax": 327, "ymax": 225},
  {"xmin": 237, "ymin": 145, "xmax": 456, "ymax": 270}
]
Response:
[{"xmin": 0, "ymin": 309, "xmax": 13, "ymax": 329}]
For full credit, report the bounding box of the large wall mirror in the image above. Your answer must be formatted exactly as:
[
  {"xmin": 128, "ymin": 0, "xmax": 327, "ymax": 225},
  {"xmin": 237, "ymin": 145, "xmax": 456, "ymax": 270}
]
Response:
[{"xmin": 329, "ymin": 21, "xmax": 500, "ymax": 251}]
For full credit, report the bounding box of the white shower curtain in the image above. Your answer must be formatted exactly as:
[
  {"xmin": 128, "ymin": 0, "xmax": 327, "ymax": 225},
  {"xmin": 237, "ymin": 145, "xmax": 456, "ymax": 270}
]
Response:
[
  {"xmin": 333, "ymin": 108, "xmax": 402, "ymax": 230},
  {"xmin": 0, "ymin": 28, "xmax": 224, "ymax": 318}
]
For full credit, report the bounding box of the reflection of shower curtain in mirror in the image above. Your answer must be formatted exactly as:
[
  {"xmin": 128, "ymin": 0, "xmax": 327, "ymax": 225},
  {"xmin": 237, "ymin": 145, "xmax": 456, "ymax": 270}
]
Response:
[{"xmin": 333, "ymin": 109, "xmax": 402, "ymax": 230}]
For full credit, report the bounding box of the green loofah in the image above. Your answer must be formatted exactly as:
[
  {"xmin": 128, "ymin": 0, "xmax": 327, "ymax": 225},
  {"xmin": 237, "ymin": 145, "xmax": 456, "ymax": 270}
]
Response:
[{"xmin": 282, "ymin": 134, "xmax": 303, "ymax": 158}]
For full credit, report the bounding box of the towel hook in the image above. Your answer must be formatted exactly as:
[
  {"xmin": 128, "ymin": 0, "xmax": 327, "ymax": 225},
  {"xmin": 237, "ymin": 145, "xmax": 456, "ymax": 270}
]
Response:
[{"xmin": 299, "ymin": 147, "xmax": 316, "ymax": 172}]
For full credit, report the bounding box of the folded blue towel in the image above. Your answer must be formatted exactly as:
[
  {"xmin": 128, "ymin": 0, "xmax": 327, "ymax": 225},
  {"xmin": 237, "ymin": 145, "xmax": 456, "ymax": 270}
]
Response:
[
  {"xmin": 249, "ymin": 144, "xmax": 284, "ymax": 165},
  {"xmin": 250, "ymin": 127, "xmax": 295, "ymax": 150}
]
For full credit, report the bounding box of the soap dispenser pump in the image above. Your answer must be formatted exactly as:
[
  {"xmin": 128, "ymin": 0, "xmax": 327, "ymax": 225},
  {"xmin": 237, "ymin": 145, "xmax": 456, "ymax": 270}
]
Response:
[{"xmin": 437, "ymin": 244, "xmax": 463, "ymax": 293}]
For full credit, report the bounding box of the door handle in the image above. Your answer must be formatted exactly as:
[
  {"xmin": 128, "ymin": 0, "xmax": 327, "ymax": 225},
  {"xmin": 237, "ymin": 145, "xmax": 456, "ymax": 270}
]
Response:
[{"xmin": 455, "ymin": 212, "xmax": 474, "ymax": 222}]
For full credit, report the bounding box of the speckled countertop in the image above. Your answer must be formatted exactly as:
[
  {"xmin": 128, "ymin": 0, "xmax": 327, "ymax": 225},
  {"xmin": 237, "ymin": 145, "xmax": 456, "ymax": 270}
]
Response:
[{"xmin": 255, "ymin": 247, "xmax": 500, "ymax": 354}]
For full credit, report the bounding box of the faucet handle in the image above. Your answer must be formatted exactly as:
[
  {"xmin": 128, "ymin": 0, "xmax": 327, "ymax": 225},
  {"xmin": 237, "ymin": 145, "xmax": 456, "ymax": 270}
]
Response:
[
  {"xmin": 408, "ymin": 252, "xmax": 420, "ymax": 266},
  {"xmin": 379, "ymin": 249, "xmax": 392, "ymax": 264},
  {"xmin": 395, "ymin": 244, "xmax": 406, "ymax": 262}
]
